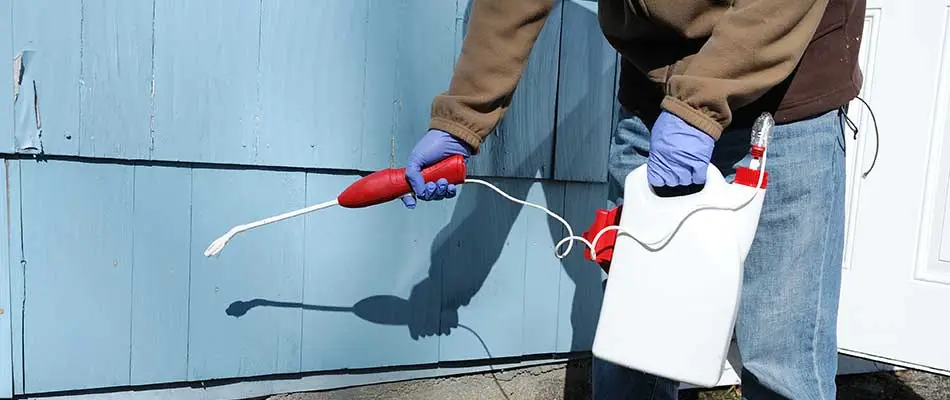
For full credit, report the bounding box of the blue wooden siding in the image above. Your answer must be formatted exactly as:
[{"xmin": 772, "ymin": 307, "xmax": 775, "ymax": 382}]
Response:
[
  {"xmin": 130, "ymin": 166, "xmax": 192, "ymax": 384},
  {"xmin": 18, "ymin": 161, "xmax": 135, "ymax": 392},
  {"xmin": 5, "ymin": 0, "xmax": 613, "ymax": 179},
  {"xmin": 464, "ymin": 0, "xmax": 563, "ymax": 179},
  {"xmin": 0, "ymin": 0, "xmax": 618, "ymax": 396},
  {"xmin": 12, "ymin": 0, "xmax": 82, "ymax": 156},
  {"xmin": 6, "ymin": 161, "xmax": 22, "ymax": 396},
  {"xmin": 0, "ymin": 0, "xmax": 11, "ymax": 153},
  {"xmin": 80, "ymin": 0, "xmax": 154, "ymax": 159},
  {"xmin": 0, "ymin": 1, "xmax": 11, "ymax": 396},
  {"xmin": 554, "ymin": 0, "xmax": 618, "ymax": 182},
  {"xmin": 0, "ymin": 161, "xmax": 13, "ymax": 399}
]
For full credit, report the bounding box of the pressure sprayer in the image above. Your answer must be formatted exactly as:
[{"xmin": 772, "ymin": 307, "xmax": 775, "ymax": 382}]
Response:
[
  {"xmin": 203, "ymin": 112, "xmax": 774, "ymax": 388},
  {"xmin": 582, "ymin": 113, "xmax": 773, "ymax": 387}
]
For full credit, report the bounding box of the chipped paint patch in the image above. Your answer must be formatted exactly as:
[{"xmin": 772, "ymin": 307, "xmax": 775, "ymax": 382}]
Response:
[
  {"xmin": 12, "ymin": 53, "xmax": 21, "ymax": 102},
  {"xmin": 12, "ymin": 50, "xmax": 42, "ymax": 155}
]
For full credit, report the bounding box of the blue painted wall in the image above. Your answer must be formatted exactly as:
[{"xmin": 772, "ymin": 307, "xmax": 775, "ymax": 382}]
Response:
[{"xmin": 0, "ymin": 0, "xmax": 617, "ymax": 396}]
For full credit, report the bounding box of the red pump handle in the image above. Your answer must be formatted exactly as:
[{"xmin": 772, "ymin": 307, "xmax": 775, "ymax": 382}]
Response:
[{"xmin": 337, "ymin": 155, "xmax": 467, "ymax": 208}]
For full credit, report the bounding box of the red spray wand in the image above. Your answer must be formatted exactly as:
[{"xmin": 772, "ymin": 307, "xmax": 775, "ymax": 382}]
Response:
[{"xmin": 203, "ymin": 155, "xmax": 467, "ymax": 257}]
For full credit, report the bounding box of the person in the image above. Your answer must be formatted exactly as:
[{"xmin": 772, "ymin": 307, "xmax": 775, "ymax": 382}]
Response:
[{"xmin": 400, "ymin": 0, "xmax": 866, "ymax": 398}]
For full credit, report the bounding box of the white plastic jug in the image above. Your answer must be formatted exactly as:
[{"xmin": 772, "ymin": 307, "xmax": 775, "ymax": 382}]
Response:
[{"xmin": 590, "ymin": 113, "xmax": 773, "ymax": 388}]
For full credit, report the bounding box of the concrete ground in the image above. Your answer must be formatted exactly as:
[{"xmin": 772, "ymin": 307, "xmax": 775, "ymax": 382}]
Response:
[
  {"xmin": 266, "ymin": 359, "xmax": 950, "ymax": 400},
  {"xmin": 689, "ymin": 369, "xmax": 950, "ymax": 400}
]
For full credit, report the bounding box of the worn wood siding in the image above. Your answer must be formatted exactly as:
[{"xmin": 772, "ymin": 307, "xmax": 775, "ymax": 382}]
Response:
[
  {"xmin": 0, "ymin": 0, "xmax": 13, "ymax": 397},
  {"xmin": 0, "ymin": 0, "xmax": 617, "ymax": 395}
]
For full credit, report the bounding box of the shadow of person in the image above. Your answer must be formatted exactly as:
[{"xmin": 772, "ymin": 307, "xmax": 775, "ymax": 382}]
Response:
[
  {"xmin": 227, "ymin": 83, "xmax": 609, "ymax": 397},
  {"xmin": 227, "ymin": 1, "xmax": 619, "ymax": 397},
  {"xmin": 404, "ymin": 119, "xmax": 610, "ymax": 396},
  {"xmin": 398, "ymin": 5, "xmax": 615, "ymax": 400},
  {"xmin": 406, "ymin": 174, "xmax": 556, "ymax": 341}
]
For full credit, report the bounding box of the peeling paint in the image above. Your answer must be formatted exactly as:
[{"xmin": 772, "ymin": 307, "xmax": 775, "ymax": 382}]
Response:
[
  {"xmin": 12, "ymin": 53, "xmax": 22, "ymax": 101},
  {"xmin": 12, "ymin": 50, "xmax": 43, "ymax": 155}
]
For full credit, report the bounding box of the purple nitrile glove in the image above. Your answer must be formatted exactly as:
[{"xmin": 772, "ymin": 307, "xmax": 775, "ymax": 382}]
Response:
[
  {"xmin": 401, "ymin": 129, "xmax": 472, "ymax": 209},
  {"xmin": 647, "ymin": 111, "xmax": 715, "ymax": 187}
]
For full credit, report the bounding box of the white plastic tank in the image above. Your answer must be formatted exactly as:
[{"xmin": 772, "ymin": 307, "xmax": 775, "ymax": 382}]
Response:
[{"xmin": 591, "ymin": 113, "xmax": 773, "ymax": 387}]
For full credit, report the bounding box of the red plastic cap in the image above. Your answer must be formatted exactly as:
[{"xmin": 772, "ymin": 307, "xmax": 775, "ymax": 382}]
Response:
[
  {"xmin": 582, "ymin": 205, "xmax": 622, "ymax": 273},
  {"xmin": 750, "ymin": 145, "xmax": 765, "ymax": 158},
  {"xmin": 735, "ymin": 166, "xmax": 768, "ymax": 188}
]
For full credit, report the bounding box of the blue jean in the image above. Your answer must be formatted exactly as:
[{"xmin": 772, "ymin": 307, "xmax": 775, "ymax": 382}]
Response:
[{"xmin": 594, "ymin": 108, "xmax": 847, "ymax": 400}]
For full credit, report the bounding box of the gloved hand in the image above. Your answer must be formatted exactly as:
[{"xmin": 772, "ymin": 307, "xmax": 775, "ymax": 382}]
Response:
[
  {"xmin": 401, "ymin": 129, "xmax": 472, "ymax": 208},
  {"xmin": 647, "ymin": 111, "xmax": 715, "ymax": 187}
]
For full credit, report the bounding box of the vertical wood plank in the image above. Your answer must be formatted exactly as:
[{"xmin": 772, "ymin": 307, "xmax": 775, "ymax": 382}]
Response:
[
  {"xmin": 521, "ymin": 182, "xmax": 566, "ymax": 355},
  {"xmin": 361, "ymin": 0, "xmax": 404, "ymax": 171},
  {"xmin": 466, "ymin": 1, "xmax": 563, "ymax": 179},
  {"xmin": 130, "ymin": 165, "xmax": 191, "ymax": 385},
  {"xmin": 391, "ymin": 0, "xmax": 457, "ymax": 169},
  {"xmin": 188, "ymin": 169, "xmax": 305, "ymax": 381},
  {"xmin": 0, "ymin": 0, "xmax": 12, "ymax": 152},
  {"xmin": 556, "ymin": 181, "xmax": 607, "ymax": 352},
  {"xmin": 151, "ymin": 0, "xmax": 260, "ymax": 164},
  {"xmin": 79, "ymin": 0, "xmax": 153, "ymax": 159},
  {"xmin": 257, "ymin": 1, "xmax": 369, "ymax": 170},
  {"xmin": 437, "ymin": 179, "xmax": 532, "ymax": 361},
  {"xmin": 0, "ymin": 3, "xmax": 13, "ymax": 392},
  {"xmin": 6, "ymin": 160, "xmax": 22, "ymax": 394},
  {"xmin": 300, "ymin": 174, "xmax": 446, "ymax": 371},
  {"xmin": 19, "ymin": 161, "xmax": 134, "ymax": 393},
  {"xmin": 553, "ymin": 0, "xmax": 618, "ymax": 182},
  {"xmin": 12, "ymin": 0, "xmax": 81, "ymax": 155},
  {"xmin": 0, "ymin": 161, "xmax": 14, "ymax": 398}
]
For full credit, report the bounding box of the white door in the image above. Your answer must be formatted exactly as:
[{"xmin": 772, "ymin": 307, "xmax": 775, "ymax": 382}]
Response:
[{"xmin": 839, "ymin": 0, "xmax": 950, "ymax": 374}]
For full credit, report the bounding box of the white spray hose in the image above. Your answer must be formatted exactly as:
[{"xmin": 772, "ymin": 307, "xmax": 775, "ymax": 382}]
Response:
[
  {"xmin": 204, "ymin": 149, "xmax": 768, "ymax": 260},
  {"xmin": 206, "ymin": 160, "xmax": 765, "ymax": 260},
  {"xmin": 206, "ymin": 114, "xmax": 773, "ymax": 260},
  {"xmin": 461, "ymin": 147, "xmax": 767, "ymax": 261}
]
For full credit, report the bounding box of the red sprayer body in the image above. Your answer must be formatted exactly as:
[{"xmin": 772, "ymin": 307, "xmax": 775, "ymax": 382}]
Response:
[
  {"xmin": 203, "ymin": 155, "xmax": 468, "ymax": 257},
  {"xmin": 582, "ymin": 205, "xmax": 623, "ymax": 273},
  {"xmin": 337, "ymin": 155, "xmax": 467, "ymax": 208}
]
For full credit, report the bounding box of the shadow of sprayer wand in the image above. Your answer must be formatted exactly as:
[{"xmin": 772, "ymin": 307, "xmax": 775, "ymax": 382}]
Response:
[{"xmin": 226, "ymin": 294, "xmax": 511, "ymax": 399}]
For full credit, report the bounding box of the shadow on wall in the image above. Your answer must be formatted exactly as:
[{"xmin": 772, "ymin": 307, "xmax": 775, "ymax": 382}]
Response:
[
  {"xmin": 228, "ymin": 0, "xmax": 612, "ymax": 397},
  {"xmin": 226, "ymin": 296, "xmax": 436, "ymax": 335},
  {"xmin": 226, "ymin": 296, "xmax": 494, "ymax": 356}
]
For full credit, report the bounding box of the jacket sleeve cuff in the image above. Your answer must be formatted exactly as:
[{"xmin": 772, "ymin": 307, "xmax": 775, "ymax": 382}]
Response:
[
  {"xmin": 430, "ymin": 117, "xmax": 484, "ymax": 154},
  {"xmin": 660, "ymin": 96, "xmax": 725, "ymax": 140}
]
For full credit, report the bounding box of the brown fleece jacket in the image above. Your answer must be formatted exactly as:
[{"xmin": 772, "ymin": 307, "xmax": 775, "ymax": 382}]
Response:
[{"xmin": 429, "ymin": 0, "xmax": 833, "ymax": 152}]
